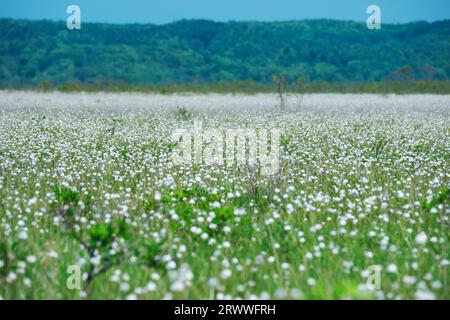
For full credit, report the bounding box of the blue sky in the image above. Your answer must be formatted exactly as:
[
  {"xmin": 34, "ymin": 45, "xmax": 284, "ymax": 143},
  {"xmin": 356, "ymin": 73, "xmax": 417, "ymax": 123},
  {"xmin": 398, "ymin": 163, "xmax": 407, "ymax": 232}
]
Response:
[{"xmin": 0, "ymin": 0, "xmax": 448, "ymax": 24}]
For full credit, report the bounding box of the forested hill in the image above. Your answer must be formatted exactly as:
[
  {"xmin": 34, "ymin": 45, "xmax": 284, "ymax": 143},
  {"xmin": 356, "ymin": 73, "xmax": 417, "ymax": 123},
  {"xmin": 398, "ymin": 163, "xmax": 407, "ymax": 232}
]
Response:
[{"xmin": 0, "ymin": 18, "xmax": 449, "ymax": 87}]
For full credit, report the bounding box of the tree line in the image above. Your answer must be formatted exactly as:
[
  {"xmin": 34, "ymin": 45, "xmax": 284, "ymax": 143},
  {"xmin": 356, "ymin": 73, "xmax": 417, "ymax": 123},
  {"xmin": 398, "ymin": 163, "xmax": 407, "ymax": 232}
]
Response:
[{"xmin": 0, "ymin": 18, "xmax": 449, "ymax": 92}]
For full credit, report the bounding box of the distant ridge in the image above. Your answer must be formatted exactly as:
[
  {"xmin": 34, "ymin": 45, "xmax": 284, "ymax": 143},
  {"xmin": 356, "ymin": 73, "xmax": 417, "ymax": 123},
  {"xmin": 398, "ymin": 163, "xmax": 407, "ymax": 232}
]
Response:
[{"xmin": 0, "ymin": 18, "xmax": 449, "ymax": 87}]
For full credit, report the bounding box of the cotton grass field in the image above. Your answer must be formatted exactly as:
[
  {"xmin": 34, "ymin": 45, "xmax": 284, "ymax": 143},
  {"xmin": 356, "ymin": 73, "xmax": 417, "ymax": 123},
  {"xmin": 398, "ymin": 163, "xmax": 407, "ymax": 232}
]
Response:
[{"xmin": 0, "ymin": 91, "xmax": 448, "ymax": 300}]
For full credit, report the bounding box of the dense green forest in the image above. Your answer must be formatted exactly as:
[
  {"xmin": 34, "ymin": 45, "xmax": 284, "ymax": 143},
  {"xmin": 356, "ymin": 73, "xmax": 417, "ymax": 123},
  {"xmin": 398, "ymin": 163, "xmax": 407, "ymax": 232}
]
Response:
[{"xmin": 0, "ymin": 18, "xmax": 449, "ymax": 91}]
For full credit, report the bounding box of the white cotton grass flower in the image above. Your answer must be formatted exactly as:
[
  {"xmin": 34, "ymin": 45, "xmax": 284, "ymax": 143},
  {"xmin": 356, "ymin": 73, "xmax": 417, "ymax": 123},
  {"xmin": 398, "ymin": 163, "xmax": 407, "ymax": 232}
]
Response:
[
  {"xmin": 110, "ymin": 274, "xmax": 120, "ymax": 282},
  {"xmin": 151, "ymin": 272, "xmax": 160, "ymax": 281},
  {"xmin": 207, "ymin": 278, "xmax": 219, "ymax": 288},
  {"xmin": 170, "ymin": 281, "xmax": 185, "ymax": 292},
  {"xmin": 431, "ymin": 281, "xmax": 442, "ymax": 290},
  {"xmin": 281, "ymin": 262, "xmax": 290, "ymax": 270},
  {"xmin": 403, "ymin": 276, "xmax": 416, "ymax": 286},
  {"xmin": 290, "ymin": 288, "xmax": 303, "ymax": 299},
  {"xmin": 415, "ymin": 231, "xmax": 427, "ymax": 245},
  {"xmin": 200, "ymin": 233, "xmax": 209, "ymax": 240},
  {"xmin": 47, "ymin": 251, "xmax": 59, "ymax": 259},
  {"xmin": 286, "ymin": 204, "xmax": 294, "ymax": 214},
  {"xmin": 415, "ymin": 282, "xmax": 436, "ymax": 300},
  {"xmin": 6, "ymin": 272, "xmax": 17, "ymax": 283},
  {"xmin": 168, "ymin": 263, "xmax": 193, "ymax": 292},
  {"xmin": 386, "ymin": 264, "xmax": 398, "ymax": 273},
  {"xmin": 119, "ymin": 282, "xmax": 130, "ymax": 292},
  {"xmin": 90, "ymin": 255, "xmax": 101, "ymax": 266},
  {"xmin": 415, "ymin": 289, "xmax": 436, "ymax": 300},
  {"xmin": 146, "ymin": 281, "xmax": 157, "ymax": 292},
  {"xmin": 19, "ymin": 230, "xmax": 28, "ymax": 240},
  {"xmin": 166, "ymin": 260, "xmax": 177, "ymax": 270},
  {"xmin": 307, "ymin": 278, "xmax": 316, "ymax": 286},
  {"xmin": 259, "ymin": 291, "xmax": 271, "ymax": 299},
  {"xmin": 23, "ymin": 278, "xmax": 32, "ymax": 287},
  {"xmin": 275, "ymin": 288, "xmax": 288, "ymax": 299},
  {"xmin": 220, "ymin": 269, "xmax": 232, "ymax": 279}
]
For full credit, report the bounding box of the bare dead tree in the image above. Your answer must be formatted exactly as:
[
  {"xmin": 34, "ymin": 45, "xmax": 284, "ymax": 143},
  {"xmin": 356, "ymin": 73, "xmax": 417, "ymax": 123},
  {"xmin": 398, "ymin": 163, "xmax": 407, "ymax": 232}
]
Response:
[
  {"xmin": 295, "ymin": 76, "xmax": 308, "ymax": 109},
  {"xmin": 272, "ymin": 74, "xmax": 288, "ymax": 111}
]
